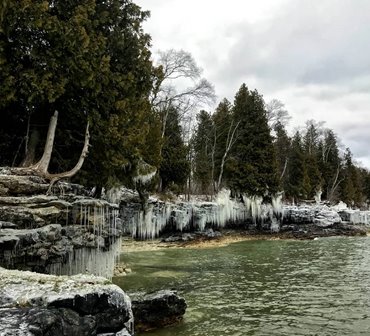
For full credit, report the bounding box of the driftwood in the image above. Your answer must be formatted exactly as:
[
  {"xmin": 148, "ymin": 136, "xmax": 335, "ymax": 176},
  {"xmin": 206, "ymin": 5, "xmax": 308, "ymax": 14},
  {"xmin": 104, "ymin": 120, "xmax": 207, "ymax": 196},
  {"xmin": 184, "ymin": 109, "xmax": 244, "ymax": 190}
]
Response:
[{"xmin": 13, "ymin": 111, "xmax": 90, "ymax": 192}]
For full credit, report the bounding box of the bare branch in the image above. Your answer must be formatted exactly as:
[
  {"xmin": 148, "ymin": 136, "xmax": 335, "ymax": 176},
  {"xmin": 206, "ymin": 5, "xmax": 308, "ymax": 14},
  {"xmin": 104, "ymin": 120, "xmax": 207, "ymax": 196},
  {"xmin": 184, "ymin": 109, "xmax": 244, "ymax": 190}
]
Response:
[
  {"xmin": 266, "ymin": 99, "xmax": 291, "ymax": 128},
  {"xmin": 151, "ymin": 49, "xmax": 216, "ymax": 142}
]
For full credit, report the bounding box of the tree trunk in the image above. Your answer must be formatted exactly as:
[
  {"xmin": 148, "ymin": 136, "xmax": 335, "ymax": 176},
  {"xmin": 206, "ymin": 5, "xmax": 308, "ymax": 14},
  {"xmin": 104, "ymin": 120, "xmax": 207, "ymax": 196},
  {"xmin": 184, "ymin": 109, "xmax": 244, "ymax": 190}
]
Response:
[
  {"xmin": 31, "ymin": 111, "xmax": 58, "ymax": 174},
  {"xmin": 216, "ymin": 120, "xmax": 240, "ymax": 192},
  {"xmin": 280, "ymin": 158, "xmax": 288, "ymax": 181},
  {"xmin": 21, "ymin": 129, "xmax": 40, "ymax": 167},
  {"xmin": 16, "ymin": 111, "xmax": 91, "ymax": 194},
  {"xmin": 46, "ymin": 122, "xmax": 90, "ymax": 186}
]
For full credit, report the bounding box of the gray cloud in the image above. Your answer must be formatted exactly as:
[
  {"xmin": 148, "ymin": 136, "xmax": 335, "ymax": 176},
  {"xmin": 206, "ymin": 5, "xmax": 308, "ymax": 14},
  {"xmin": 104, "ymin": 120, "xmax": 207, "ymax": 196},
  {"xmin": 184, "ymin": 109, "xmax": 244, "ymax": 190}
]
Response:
[
  {"xmin": 137, "ymin": 0, "xmax": 370, "ymax": 168},
  {"xmin": 216, "ymin": 0, "xmax": 370, "ymax": 90}
]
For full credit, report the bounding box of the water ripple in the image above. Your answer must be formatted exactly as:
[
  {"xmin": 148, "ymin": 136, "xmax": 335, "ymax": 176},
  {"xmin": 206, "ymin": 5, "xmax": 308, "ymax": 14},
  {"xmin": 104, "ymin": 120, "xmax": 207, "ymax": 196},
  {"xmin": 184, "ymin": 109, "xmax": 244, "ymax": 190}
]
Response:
[{"xmin": 115, "ymin": 237, "xmax": 370, "ymax": 336}]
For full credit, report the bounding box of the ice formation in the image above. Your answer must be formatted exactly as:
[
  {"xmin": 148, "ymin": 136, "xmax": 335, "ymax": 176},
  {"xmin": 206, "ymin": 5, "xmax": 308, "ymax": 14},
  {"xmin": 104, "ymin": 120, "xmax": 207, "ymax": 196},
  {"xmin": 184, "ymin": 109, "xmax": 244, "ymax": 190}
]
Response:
[
  {"xmin": 314, "ymin": 189, "xmax": 322, "ymax": 204},
  {"xmin": 133, "ymin": 170, "xmax": 157, "ymax": 185},
  {"xmin": 48, "ymin": 238, "xmax": 122, "ymax": 280},
  {"xmin": 129, "ymin": 202, "xmax": 173, "ymax": 240},
  {"xmin": 133, "ymin": 159, "xmax": 157, "ymax": 185},
  {"xmin": 345, "ymin": 210, "xmax": 370, "ymax": 225},
  {"xmin": 65, "ymin": 202, "xmax": 121, "ymax": 279},
  {"xmin": 0, "ymin": 200, "xmax": 122, "ymax": 279},
  {"xmin": 125, "ymin": 189, "xmax": 284, "ymax": 240}
]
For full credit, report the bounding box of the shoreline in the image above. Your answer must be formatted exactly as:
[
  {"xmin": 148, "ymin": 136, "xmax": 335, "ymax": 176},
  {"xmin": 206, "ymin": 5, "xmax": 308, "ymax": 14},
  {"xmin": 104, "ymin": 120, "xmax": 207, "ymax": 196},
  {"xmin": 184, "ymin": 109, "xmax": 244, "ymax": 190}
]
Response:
[{"xmin": 121, "ymin": 227, "xmax": 369, "ymax": 252}]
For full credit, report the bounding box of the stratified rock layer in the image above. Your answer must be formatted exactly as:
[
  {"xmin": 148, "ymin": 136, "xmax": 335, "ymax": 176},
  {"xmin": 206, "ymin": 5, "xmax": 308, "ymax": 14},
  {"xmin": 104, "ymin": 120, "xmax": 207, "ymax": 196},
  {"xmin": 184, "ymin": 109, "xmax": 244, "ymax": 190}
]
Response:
[{"xmin": 0, "ymin": 170, "xmax": 121, "ymax": 278}]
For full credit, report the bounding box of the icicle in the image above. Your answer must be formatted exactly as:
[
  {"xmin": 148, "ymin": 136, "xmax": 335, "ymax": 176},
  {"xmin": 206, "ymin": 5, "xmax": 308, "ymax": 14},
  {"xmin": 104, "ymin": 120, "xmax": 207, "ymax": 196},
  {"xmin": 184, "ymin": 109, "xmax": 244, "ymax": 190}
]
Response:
[
  {"xmin": 66, "ymin": 205, "xmax": 69, "ymax": 226},
  {"xmin": 133, "ymin": 170, "xmax": 157, "ymax": 185},
  {"xmin": 80, "ymin": 204, "xmax": 83, "ymax": 225},
  {"xmin": 47, "ymin": 237, "xmax": 122, "ymax": 279},
  {"xmin": 314, "ymin": 189, "xmax": 322, "ymax": 204}
]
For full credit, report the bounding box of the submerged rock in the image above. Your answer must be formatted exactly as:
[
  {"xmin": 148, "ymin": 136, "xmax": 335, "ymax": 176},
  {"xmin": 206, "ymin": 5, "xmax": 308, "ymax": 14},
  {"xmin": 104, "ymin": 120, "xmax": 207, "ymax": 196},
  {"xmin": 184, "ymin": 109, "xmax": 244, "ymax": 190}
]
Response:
[
  {"xmin": 162, "ymin": 229, "xmax": 222, "ymax": 243},
  {"xmin": 0, "ymin": 267, "xmax": 133, "ymax": 336},
  {"xmin": 130, "ymin": 290, "xmax": 187, "ymax": 332}
]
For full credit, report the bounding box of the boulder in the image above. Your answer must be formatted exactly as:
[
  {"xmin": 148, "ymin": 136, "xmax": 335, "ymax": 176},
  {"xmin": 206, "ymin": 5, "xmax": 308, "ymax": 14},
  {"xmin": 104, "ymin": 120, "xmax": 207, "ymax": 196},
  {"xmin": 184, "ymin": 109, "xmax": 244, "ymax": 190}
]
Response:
[
  {"xmin": 130, "ymin": 290, "xmax": 187, "ymax": 332},
  {"xmin": 0, "ymin": 267, "xmax": 133, "ymax": 336}
]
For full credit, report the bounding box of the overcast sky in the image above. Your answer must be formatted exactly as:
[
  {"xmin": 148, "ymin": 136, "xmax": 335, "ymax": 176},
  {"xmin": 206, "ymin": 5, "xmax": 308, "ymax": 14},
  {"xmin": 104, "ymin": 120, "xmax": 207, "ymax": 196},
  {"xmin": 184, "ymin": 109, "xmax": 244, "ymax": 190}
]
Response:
[{"xmin": 136, "ymin": 0, "xmax": 370, "ymax": 168}]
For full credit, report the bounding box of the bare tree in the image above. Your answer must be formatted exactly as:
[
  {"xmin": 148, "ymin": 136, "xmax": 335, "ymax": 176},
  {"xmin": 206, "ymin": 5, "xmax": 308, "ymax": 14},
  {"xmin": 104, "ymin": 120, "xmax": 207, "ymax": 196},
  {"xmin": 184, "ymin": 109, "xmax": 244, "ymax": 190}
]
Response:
[
  {"xmin": 327, "ymin": 164, "xmax": 343, "ymax": 203},
  {"xmin": 266, "ymin": 99, "xmax": 291, "ymax": 129},
  {"xmin": 151, "ymin": 49, "xmax": 216, "ymax": 138}
]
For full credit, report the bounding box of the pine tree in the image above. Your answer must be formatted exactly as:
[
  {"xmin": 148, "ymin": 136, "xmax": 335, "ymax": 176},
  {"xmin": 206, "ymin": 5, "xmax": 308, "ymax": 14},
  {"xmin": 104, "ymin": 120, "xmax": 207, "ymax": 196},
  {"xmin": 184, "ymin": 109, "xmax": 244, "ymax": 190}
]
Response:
[
  {"xmin": 340, "ymin": 149, "xmax": 363, "ymax": 206},
  {"xmin": 273, "ymin": 121, "xmax": 291, "ymax": 191},
  {"xmin": 212, "ymin": 98, "xmax": 237, "ymax": 192},
  {"xmin": 225, "ymin": 84, "xmax": 278, "ymax": 196},
  {"xmin": 192, "ymin": 110, "xmax": 213, "ymax": 194},
  {"xmin": 286, "ymin": 131, "xmax": 305, "ymax": 201},
  {"xmin": 302, "ymin": 122, "xmax": 322, "ymax": 198},
  {"xmin": 318, "ymin": 129, "xmax": 341, "ymax": 202},
  {"xmin": 0, "ymin": 0, "xmax": 160, "ymax": 191},
  {"xmin": 159, "ymin": 106, "xmax": 190, "ymax": 193}
]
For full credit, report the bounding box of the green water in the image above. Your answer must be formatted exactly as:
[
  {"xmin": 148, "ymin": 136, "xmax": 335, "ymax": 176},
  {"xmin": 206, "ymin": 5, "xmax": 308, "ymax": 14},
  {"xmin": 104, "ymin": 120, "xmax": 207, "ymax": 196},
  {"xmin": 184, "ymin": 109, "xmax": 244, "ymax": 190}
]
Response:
[{"xmin": 113, "ymin": 237, "xmax": 370, "ymax": 335}]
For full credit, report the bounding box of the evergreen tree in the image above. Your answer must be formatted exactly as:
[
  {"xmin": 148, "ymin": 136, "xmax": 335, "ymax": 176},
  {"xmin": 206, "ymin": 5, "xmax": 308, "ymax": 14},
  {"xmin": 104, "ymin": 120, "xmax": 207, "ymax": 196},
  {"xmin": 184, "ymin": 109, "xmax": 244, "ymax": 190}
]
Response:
[
  {"xmin": 273, "ymin": 121, "xmax": 291, "ymax": 191},
  {"xmin": 340, "ymin": 149, "xmax": 363, "ymax": 206},
  {"xmin": 212, "ymin": 98, "xmax": 235, "ymax": 192},
  {"xmin": 362, "ymin": 169, "xmax": 370, "ymax": 204},
  {"xmin": 192, "ymin": 110, "xmax": 213, "ymax": 194},
  {"xmin": 302, "ymin": 121, "xmax": 322, "ymax": 198},
  {"xmin": 159, "ymin": 106, "xmax": 190, "ymax": 193},
  {"xmin": 0, "ymin": 0, "xmax": 160, "ymax": 191},
  {"xmin": 225, "ymin": 84, "xmax": 278, "ymax": 196},
  {"xmin": 286, "ymin": 131, "xmax": 305, "ymax": 201},
  {"xmin": 318, "ymin": 129, "xmax": 341, "ymax": 202}
]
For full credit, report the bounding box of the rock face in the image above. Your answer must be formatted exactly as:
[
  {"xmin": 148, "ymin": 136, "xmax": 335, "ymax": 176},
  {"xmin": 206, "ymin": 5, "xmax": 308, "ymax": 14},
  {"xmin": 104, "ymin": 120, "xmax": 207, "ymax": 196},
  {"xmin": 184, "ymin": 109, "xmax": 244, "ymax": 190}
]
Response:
[
  {"xmin": 130, "ymin": 290, "xmax": 187, "ymax": 332},
  {"xmin": 0, "ymin": 170, "xmax": 122, "ymax": 279},
  {"xmin": 283, "ymin": 205, "xmax": 342, "ymax": 226},
  {"xmin": 278, "ymin": 204, "xmax": 367, "ymax": 239},
  {"xmin": 0, "ymin": 267, "xmax": 133, "ymax": 336}
]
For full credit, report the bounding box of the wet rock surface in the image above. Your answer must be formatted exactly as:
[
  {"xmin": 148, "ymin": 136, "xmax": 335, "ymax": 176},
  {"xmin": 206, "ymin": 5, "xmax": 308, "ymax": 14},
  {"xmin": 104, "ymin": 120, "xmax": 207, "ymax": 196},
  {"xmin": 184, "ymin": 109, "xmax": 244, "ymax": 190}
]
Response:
[{"xmin": 130, "ymin": 290, "xmax": 187, "ymax": 332}]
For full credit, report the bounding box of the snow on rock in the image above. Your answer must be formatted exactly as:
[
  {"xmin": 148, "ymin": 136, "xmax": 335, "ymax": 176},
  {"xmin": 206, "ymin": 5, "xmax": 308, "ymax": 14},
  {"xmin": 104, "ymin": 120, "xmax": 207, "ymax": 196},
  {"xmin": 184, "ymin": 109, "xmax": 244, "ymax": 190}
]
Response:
[
  {"xmin": 0, "ymin": 267, "xmax": 133, "ymax": 335},
  {"xmin": 332, "ymin": 201, "xmax": 370, "ymax": 225},
  {"xmin": 283, "ymin": 204, "xmax": 341, "ymax": 226}
]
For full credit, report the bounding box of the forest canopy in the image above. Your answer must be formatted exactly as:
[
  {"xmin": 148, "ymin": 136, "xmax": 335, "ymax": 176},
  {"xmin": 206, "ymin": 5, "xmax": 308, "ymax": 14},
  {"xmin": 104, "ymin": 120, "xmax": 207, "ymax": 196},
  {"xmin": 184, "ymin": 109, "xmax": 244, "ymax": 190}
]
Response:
[
  {"xmin": 0, "ymin": 0, "xmax": 159, "ymax": 193},
  {"xmin": 1, "ymin": 0, "xmax": 369, "ymax": 206}
]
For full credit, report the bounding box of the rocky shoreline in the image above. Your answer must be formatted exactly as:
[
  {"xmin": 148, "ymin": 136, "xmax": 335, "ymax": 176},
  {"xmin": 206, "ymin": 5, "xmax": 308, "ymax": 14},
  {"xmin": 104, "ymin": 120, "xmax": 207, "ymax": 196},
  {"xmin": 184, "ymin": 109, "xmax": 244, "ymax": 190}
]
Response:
[
  {"xmin": 0, "ymin": 170, "xmax": 188, "ymax": 335},
  {"xmin": 1, "ymin": 168, "xmax": 369, "ymax": 335},
  {"xmin": 120, "ymin": 224, "xmax": 368, "ymax": 253}
]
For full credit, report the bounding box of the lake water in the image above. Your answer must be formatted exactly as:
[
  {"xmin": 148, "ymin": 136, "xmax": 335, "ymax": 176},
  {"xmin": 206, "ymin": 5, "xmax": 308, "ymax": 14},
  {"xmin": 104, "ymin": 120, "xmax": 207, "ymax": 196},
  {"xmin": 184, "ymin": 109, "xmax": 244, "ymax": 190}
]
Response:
[{"xmin": 113, "ymin": 237, "xmax": 370, "ymax": 335}]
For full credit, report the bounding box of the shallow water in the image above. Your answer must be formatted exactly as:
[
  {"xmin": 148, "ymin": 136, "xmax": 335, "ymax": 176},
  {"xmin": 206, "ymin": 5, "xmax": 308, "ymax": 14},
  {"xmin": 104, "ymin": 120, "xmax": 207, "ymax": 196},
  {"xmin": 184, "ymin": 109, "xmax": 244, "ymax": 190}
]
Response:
[{"xmin": 114, "ymin": 237, "xmax": 370, "ymax": 335}]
